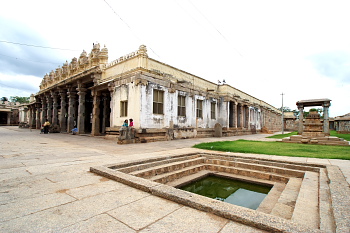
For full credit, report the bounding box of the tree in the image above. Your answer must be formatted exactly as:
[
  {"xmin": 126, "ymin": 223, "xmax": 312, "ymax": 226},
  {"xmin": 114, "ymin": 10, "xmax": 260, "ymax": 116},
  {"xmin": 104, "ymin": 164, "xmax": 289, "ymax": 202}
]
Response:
[
  {"xmin": 279, "ymin": 106, "xmax": 292, "ymax": 112},
  {"xmin": 9, "ymin": 96, "xmax": 30, "ymax": 104}
]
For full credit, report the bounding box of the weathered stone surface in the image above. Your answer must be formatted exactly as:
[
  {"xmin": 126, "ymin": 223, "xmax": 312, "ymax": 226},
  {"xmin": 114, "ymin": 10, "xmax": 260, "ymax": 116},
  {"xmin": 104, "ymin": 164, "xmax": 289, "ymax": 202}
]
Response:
[
  {"xmin": 108, "ymin": 195, "xmax": 182, "ymax": 230},
  {"xmin": 61, "ymin": 214, "xmax": 136, "ymax": 233},
  {"xmin": 0, "ymin": 189, "xmax": 149, "ymax": 232},
  {"xmin": 220, "ymin": 220, "xmax": 268, "ymax": 233},
  {"xmin": 139, "ymin": 206, "xmax": 228, "ymax": 233}
]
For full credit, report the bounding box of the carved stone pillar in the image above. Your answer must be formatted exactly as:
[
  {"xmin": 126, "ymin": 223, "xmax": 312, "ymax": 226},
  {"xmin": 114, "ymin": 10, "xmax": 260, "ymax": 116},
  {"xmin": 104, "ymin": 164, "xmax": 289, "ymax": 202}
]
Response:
[
  {"xmin": 51, "ymin": 91, "xmax": 59, "ymax": 126},
  {"xmin": 323, "ymin": 102, "xmax": 330, "ymax": 135},
  {"xmin": 245, "ymin": 106, "xmax": 250, "ymax": 129},
  {"xmin": 67, "ymin": 87, "xmax": 77, "ymax": 133},
  {"xmin": 240, "ymin": 104, "xmax": 244, "ymax": 128},
  {"xmin": 91, "ymin": 91, "xmax": 101, "ymax": 136},
  {"xmin": 233, "ymin": 102, "xmax": 237, "ymax": 128},
  {"xmin": 59, "ymin": 89, "xmax": 67, "ymax": 132},
  {"xmin": 108, "ymin": 82, "xmax": 115, "ymax": 127},
  {"xmin": 77, "ymin": 85, "xmax": 87, "ymax": 134},
  {"xmin": 298, "ymin": 105, "xmax": 304, "ymax": 134},
  {"xmin": 28, "ymin": 106, "xmax": 33, "ymax": 128},
  {"xmin": 101, "ymin": 93, "xmax": 108, "ymax": 134},
  {"xmin": 35, "ymin": 103, "xmax": 41, "ymax": 129},
  {"xmin": 46, "ymin": 94, "xmax": 53, "ymax": 124},
  {"xmin": 41, "ymin": 97, "xmax": 47, "ymax": 126}
]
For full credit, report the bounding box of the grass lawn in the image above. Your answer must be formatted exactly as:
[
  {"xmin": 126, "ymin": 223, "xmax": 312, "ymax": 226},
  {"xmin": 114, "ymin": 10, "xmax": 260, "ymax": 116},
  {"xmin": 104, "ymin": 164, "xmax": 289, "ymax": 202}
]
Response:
[
  {"xmin": 330, "ymin": 130, "xmax": 350, "ymax": 141},
  {"xmin": 266, "ymin": 131, "xmax": 298, "ymax": 139},
  {"xmin": 193, "ymin": 139, "xmax": 350, "ymax": 160}
]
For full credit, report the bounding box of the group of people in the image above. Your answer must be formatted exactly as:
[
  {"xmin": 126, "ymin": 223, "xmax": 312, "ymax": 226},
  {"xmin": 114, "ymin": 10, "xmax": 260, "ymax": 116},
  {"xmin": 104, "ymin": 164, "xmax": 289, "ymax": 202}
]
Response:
[{"xmin": 122, "ymin": 118, "xmax": 134, "ymax": 127}]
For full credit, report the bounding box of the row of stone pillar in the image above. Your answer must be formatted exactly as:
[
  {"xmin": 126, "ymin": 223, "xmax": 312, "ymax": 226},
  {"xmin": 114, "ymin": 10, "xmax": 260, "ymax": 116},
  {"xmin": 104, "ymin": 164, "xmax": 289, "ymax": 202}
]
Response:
[
  {"xmin": 229, "ymin": 102, "xmax": 250, "ymax": 129},
  {"xmin": 28, "ymin": 86, "xmax": 111, "ymax": 136},
  {"xmin": 28, "ymin": 86, "xmax": 85, "ymax": 133}
]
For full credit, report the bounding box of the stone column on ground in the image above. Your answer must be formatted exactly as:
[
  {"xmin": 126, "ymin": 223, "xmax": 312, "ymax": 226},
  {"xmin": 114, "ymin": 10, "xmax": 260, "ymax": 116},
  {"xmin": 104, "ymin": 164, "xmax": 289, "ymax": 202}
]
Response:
[
  {"xmin": 91, "ymin": 90, "xmax": 101, "ymax": 136},
  {"xmin": 59, "ymin": 89, "xmax": 67, "ymax": 133},
  {"xmin": 101, "ymin": 93, "xmax": 108, "ymax": 134},
  {"xmin": 214, "ymin": 123, "xmax": 222, "ymax": 137},
  {"xmin": 67, "ymin": 86, "xmax": 77, "ymax": 133},
  {"xmin": 46, "ymin": 94, "xmax": 53, "ymax": 124},
  {"xmin": 298, "ymin": 105, "xmax": 304, "ymax": 134},
  {"xmin": 41, "ymin": 97, "xmax": 47, "ymax": 126},
  {"xmin": 77, "ymin": 84, "xmax": 87, "ymax": 134},
  {"xmin": 51, "ymin": 91, "xmax": 59, "ymax": 126},
  {"xmin": 323, "ymin": 102, "xmax": 330, "ymax": 135}
]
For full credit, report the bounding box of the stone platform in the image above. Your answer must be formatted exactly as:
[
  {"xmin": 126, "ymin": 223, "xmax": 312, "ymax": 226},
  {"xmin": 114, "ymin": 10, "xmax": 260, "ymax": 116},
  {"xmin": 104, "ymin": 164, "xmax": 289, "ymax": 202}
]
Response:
[{"xmin": 282, "ymin": 135, "xmax": 349, "ymax": 146}]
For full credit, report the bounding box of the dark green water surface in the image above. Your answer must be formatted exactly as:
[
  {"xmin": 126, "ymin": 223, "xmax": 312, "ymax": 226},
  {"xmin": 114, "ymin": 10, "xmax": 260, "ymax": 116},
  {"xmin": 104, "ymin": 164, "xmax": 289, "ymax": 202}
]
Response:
[{"xmin": 180, "ymin": 176, "xmax": 271, "ymax": 210}]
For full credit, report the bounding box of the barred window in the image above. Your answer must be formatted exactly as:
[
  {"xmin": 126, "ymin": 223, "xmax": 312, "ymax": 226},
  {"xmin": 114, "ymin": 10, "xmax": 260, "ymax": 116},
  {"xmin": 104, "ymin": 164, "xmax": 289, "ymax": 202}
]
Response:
[
  {"xmin": 153, "ymin": 90, "xmax": 164, "ymax": 114},
  {"xmin": 178, "ymin": 95, "xmax": 186, "ymax": 117},
  {"xmin": 196, "ymin": 99, "xmax": 203, "ymax": 118},
  {"xmin": 120, "ymin": 101, "xmax": 128, "ymax": 117},
  {"xmin": 211, "ymin": 102, "xmax": 216, "ymax": 119}
]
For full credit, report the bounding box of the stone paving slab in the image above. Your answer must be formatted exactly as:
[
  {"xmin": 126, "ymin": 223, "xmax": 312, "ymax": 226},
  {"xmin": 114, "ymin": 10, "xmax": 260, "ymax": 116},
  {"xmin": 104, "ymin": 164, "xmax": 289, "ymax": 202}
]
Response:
[
  {"xmin": 60, "ymin": 214, "xmax": 136, "ymax": 233},
  {"xmin": 0, "ymin": 192, "xmax": 76, "ymax": 222},
  {"xmin": 108, "ymin": 195, "xmax": 182, "ymax": 230},
  {"xmin": 0, "ymin": 188, "xmax": 150, "ymax": 232},
  {"xmin": 138, "ymin": 206, "xmax": 228, "ymax": 233},
  {"xmin": 0, "ymin": 127, "xmax": 349, "ymax": 232}
]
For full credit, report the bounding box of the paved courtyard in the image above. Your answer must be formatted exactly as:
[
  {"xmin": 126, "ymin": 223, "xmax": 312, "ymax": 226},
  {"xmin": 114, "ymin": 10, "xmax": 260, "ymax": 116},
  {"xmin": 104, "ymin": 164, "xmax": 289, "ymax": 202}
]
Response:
[{"xmin": 0, "ymin": 126, "xmax": 349, "ymax": 232}]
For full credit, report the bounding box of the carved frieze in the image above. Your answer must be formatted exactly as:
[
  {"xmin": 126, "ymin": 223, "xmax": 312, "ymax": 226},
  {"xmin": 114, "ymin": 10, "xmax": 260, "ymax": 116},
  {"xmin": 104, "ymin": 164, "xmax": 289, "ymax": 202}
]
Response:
[{"xmin": 40, "ymin": 43, "xmax": 108, "ymax": 91}]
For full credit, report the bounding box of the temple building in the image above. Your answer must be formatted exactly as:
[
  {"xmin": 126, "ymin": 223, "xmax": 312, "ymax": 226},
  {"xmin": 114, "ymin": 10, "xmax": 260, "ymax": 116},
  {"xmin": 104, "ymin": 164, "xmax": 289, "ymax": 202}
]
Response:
[{"xmin": 26, "ymin": 44, "xmax": 282, "ymax": 140}]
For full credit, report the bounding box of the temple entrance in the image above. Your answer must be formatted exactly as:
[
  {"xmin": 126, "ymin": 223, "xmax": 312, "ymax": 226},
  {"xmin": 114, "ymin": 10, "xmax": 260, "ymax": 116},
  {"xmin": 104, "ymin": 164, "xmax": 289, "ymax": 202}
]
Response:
[{"xmin": 0, "ymin": 112, "xmax": 8, "ymax": 125}]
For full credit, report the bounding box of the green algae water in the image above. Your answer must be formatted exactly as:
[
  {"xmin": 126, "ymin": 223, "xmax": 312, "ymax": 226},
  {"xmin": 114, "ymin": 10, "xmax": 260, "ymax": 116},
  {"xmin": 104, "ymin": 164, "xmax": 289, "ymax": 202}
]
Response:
[{"xmin": 180, "ymin": 176, "xmax": 271, "ymax": 210}]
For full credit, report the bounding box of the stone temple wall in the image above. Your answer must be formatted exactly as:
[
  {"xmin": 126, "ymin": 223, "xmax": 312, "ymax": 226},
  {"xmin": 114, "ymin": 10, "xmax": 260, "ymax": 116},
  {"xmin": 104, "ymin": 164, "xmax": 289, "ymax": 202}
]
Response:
[{"xmin": 263, "ymin": 109, "xmax": 282, "ymax": 132}]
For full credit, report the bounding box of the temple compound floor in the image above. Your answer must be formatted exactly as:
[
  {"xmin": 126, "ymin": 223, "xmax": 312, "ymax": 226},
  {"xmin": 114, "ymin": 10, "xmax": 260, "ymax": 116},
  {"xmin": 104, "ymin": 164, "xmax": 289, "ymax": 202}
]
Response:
[{"xmin": 0, "ymin": 126, "xmax": 349, "ymax": 232}]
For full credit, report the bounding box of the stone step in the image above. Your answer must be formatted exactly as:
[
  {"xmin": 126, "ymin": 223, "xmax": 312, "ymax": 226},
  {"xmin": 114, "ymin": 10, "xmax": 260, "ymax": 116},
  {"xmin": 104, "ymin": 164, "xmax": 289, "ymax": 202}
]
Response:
[
  {"xmin": 204, "ymin": 155, "xmax": 321, "ymax": 172},
  {"xmin": 291, "ymin": 171, "xmax": 319, "ymax": 229},
  {"xmin": 270, "ymin": 178, "xmax": 302, "ymax": 219},
  {"xmin": 151, "ymin": 164, "xmax": 207, "ymax": 184},
  {"xmin": 206, "ymin": 164, "xmax": 290, "ymax": 183},
  {"xmin": 130, "ymin": 157, "xmax": 206, "ymax": 178},
  {"xmin": 318, "ymin": 168, "xmax": 336, "ymax": 232},
  {"xmin": 318, "ymin": 141, "xmax": 349, "ymax": 146},
  {"xmin": 150, "ymin": 161, "xmax": 292, "ymax": 185},
  {"xmin": 205, "ymin": 159, "xmax": 305, "ymax": 178},
  {"xmin": 116, "ymin": 154, "xmax": 201, "ymax": 173},
  {"xmin": 257, "ymin": 182, "xmax": 286, "ymax": 214},
  {"xmin": 139, "ymin": 136, "xmax": 168, "ymax": 143}
]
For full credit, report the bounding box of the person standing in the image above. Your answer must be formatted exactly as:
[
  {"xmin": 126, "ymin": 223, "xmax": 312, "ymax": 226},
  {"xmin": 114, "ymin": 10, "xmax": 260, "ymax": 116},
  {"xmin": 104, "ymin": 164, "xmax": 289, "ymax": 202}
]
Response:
[{"xmin": 43, "ymin": 119, "xmax": 51, "ymax": 134}]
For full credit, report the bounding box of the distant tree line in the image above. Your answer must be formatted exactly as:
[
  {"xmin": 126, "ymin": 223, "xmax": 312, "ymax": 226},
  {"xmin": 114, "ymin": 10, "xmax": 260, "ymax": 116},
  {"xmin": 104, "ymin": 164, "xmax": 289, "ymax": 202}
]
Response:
[
  {"xmin": 1, "ymin": 96, "xmax": 30, "ymax": 104},
  {"xmin": 279, "ymin": 106, "xmax": 323, "ymax": 118}
]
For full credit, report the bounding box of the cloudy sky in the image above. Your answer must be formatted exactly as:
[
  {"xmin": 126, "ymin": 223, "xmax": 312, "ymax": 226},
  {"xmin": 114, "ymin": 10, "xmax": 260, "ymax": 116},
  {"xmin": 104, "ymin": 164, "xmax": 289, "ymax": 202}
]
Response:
[{"xmin": 1, "ymin": 0, "xmax": 349, "ymax": 117}]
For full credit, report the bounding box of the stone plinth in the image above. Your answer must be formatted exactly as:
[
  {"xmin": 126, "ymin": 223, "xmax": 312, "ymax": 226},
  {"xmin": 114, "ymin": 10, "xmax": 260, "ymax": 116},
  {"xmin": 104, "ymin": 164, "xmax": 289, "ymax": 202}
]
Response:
[{"xmin": 283, "ymin": 110, "xmax": 349, "ymax": 145}]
